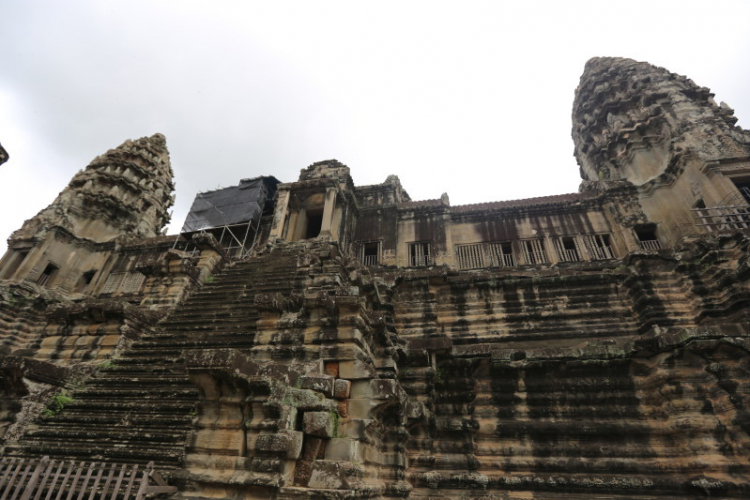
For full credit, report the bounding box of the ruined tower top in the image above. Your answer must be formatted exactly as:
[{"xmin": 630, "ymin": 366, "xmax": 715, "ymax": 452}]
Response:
[
  {"xmin": 572, "ymin": 57, "xmax": 749, "ymax": 185},
  {"xmin": 298, "ymin": 159, "xmax": 351, "ymax": 182},
  {"xmin": 0, "ymin": 142, "xmax": 8, "ymax": 167},
  {"xmin": 10, "ymin": 133, "xmax": 175, "ymax": 245}
]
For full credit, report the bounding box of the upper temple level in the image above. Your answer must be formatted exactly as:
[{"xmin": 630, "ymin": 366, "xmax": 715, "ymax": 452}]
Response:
[{"xmin": 3, "ymin": 56, "xmax": 750, "ymax": 296}]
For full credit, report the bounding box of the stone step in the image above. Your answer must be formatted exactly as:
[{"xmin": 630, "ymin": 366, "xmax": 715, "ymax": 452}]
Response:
[
  {"xmin": 43, "ymin": 412, "xmax": 192, "ymax": 427},
  {"xmin": 4, "ymin": 441, "xmax": 185, "ymax": 465},
  {"xmin": 59, "ymin": 399, "xmax": 196, "ymax": 412},
  {"xmin": 24, "ymin": 426, "xmax": 188, "ymax": 443}
]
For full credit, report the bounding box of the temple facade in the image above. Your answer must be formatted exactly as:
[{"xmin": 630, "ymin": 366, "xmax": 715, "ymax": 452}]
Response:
[{"xmin": 2, "ymin": 57, "xmax": 750, "ymax": 499}]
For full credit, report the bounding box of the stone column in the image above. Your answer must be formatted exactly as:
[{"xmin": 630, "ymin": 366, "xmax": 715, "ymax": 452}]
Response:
[
  {"xmin": 319, "ymin": 187, "xmax": 338, "ymax": 237},
  {"xmin": 269, "ymin": 187, "xmax": 291, "ymax": 240}
]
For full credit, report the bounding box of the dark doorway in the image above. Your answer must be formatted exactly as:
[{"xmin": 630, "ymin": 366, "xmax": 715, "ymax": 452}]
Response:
[
  {"xmin": 37, "ymin": 263, "xmax": 59, "ymax": 286},
  {"xmin": 305, "ymin": 211, "xmax": 323, "ymax": 239},
  {"xmin": 731, "ymin": 179, "xmax": 750, "ymax": 204}
]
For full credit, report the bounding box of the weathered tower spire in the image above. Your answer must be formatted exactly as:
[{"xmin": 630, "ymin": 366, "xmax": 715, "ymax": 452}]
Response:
[
  {"xmin": 572, "ymin": 57, "xmax": 748, "ymax": 185},
  {"xmin": 0, "ymin": 134, "xmax": 175, "ymax": 289},
  {"xmin": 10, "ymin": 133, "xmax": 174, "ymax": 246}
]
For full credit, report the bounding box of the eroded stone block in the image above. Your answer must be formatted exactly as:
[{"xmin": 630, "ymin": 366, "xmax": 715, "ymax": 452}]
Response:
[
  {"xmin": 255, "ymin": 430, "xmax": 304, "ymax": 459},
  {"xmin": 338, "ymin": 359, "xmax": 376, "ymax": 380},
  {"xmin": 299, "ymin": 375, "xmax": 334, "ymax": 397},
  {"xmin": 303, "ymin": 411, "xmax": 335, "ymax": 438},
  {"xmin": 333, "ymin": 379, "xmax": 351, "ymax": 399},
  {"xmin": 307, "ymin": 460, "xmax": 362, "ymax": 490},
  {"xmin": 325, "ymin": 438, "xmax": 361, "ymax": 461}
]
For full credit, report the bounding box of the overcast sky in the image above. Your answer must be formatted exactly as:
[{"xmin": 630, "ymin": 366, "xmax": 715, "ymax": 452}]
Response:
[{"xmin": 1, "ymin": 1, "xmax": 749, "ymax": 253}]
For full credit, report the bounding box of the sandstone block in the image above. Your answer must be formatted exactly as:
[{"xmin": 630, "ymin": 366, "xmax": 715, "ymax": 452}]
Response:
[
  {"xmin": 339, "ymin": 359, "xmax": 376, "ymax": 380},
  {"xmin": 303, "ymin": 411, "xmax": 335, "ymax": 438},
  {"xmin": 351, "ymin": 379, "xmax": 400, "ymax": 400},
  {"xmin": 255, "ymin": 430, "xmax": 303, "ymax": 459},
  {"xmin": 307, "ymin": 460, "xmax": 363, "ymax": 490},
  {"xmin": 337, "ymin": 418, "xmax": 374, "ymax": 440},
  {"xmin": 325, "ymin": 438, "xmax": 361, "ymax": 461},
  {"xmin": 346, "ymin": 398, "xmax": 377, "ymax": 419},
  {"xmin": 333, "ymin": 379, "xmax": 351, "ymax": 399},
  {"xmin": 283, "ymin": 388, "xmax": 335, "ymax": 411},
  {"xmin": 324, "ymin": 361, "xmax": 339, "ymax": 377},
  {"xmin": 299, "ymin": 375, "xmax": 335, "ymax": 397}
]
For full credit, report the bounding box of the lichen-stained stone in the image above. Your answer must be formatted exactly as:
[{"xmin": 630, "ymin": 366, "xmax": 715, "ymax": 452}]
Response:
[
  {"xmin": 298, "ymin": 374, "xmax": 335, "ymax": 397},
  {"xmin": 307, "ymin": 460, "xmax": 364, "ymax": 490},
  {"xmin": 283, "ymin": 388, "xmax": 336, "ymax": 412},
  {"xmin": 303, "ymin": 411, "xmax": 335, "ymax": 438},
  {"xmin": 256, "ymin": 430, "xmax": 304, "ymax": 459}
]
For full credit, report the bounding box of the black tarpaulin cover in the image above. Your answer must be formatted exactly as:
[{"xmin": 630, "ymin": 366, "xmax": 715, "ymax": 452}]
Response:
[{"xmin": 180, "ymin": 177, "xmax": 278, "ymax": 233}]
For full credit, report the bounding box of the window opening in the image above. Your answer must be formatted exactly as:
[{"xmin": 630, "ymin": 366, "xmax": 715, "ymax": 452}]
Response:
[
  {"xmin": 693, "ymin": 194, "xmax": 750, "ymax": 232},
  {"xmin": 37, "ymin": 263, "xmax": 59, "ymax": 286},
  {"xmin": 635, "ymin": 225, "xmax": 660, "ymax": 251},
  {"xmin": 554, "ymin": 237, "xmax": 581, "ymax": 262},
  {"xmin": 409, "ymin": 242, "xmax": 432, "ymax": 267},
  {"xmin": 456, "ymin": 243, "xmax": 484, "ymax": 269},
  {"xmin": 121, "ymin": 272, "xmax": 146, "ymax": 294},
  {"xmin": 76, "ymin": 270, "xmax": 97, "ymax": 293},
  {"xmin": 731, "ymin": 179, "xmax": 750, "ymax": 204},
  {"xmin": 488, "ymin": 242, "xmax": 515, "ymax": 267},
  {"xmin": 358, "ymin": 241, "xmax": 380, "ymax": 266},
  {"xmin": 102, "ymin": 272, "xmax": 125, "ymax": 294},
  {"xmin": 583, "ymin": 234, "xmax": 614, "ymax": 260},
  {"xmin": 521, "ymin": 239, "xmax": 547, "ymax": 264},
  {"xmin": 305, "ymin": 211, "xmax": 323, "ymax": 239}
]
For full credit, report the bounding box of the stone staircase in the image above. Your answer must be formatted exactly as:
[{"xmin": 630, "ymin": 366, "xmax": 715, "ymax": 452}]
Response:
[{"xmin": 5, "ymin": 244, "xmax": 307, "ymax": 467}]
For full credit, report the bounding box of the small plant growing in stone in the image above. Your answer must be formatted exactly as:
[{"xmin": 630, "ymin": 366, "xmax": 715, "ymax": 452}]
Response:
[
  {"xmin": 98, "ymin": 359, "xmax": 116, "ymax": 369},
  {"xmin": 43, "ymin": 390, "xmax": 74, "ymax": 417},
  {"xmin": 204, "ymin": 275, "xmax": 215, "ymax": 284},
  {"xmin": 329, "ymin": 409, "xmax": 340, "ymax": 438}
]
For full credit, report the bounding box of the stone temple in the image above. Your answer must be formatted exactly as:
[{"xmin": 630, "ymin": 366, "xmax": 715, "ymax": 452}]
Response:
[{"xmin": 1, "ymin": 57, "xmax": 750, "ymax": 499}]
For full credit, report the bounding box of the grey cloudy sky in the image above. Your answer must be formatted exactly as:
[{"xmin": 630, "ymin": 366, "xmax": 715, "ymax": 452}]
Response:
[{"xmin": 1, "ymin": 1, "xmax": 749, "ymax": 253}]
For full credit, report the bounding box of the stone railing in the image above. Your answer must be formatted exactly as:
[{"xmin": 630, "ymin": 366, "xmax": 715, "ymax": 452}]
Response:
[
  {"xmin": 0, "ymin": 456, "xmax": 175, "ymax": 500},
  {"xmin": 694, "ymin": 205, "xmax": 750, "ymax": 232}
]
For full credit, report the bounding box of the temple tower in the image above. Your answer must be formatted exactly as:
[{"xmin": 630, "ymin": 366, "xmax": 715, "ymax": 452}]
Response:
[
  {"xmin": 0, "ymin": 142, "xmax": 8, "ymax": 167},
  {"xmin": 572, "ymin": 57, "xmax": 750, "ymax": 245},
  {"xmin": 269, "ymin": 160, "xmax": 357, "ymax": 250},
  {"xmin": 0, "ymin": 134, "xmax": 174, "ymax": 291}
]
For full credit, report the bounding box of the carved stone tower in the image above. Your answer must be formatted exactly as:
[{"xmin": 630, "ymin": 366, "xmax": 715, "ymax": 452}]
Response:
[
  {"xmin": 269, "ymin": 159, "xmax": 356, "ymax": 250},
  {"xmin": 573, "ymin": 57, "xmax": 750, "ymax": 246},
  {"xmin": 0, "ymin": 134, "xmax": 174, "ymax": 291}
]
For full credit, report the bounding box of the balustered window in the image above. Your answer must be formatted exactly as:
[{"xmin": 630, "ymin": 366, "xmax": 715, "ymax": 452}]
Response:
[
  {"xmin": 101, "ymin": 271, "xmax": 146, "ymax": 294},
  {"xmin": 488, "ymin": 242, "xmax": 515, "ymax": 267},
  {"xmin": 582, "ymin": 234, "xmax": 615, "ymax": 260},
  {"xmin": 456, "ymin": 243, "xmax": 484, "ymax": 269},
  {"xmin": 357, "ymin": 241, "xmax": 381, "ymax": 266},
  {"xmin": 521, "ymin": 239, "xmax": 547, "ymax": 264},
  {"xmin": 635, "ymin": 225, "xmax": 660, "ymax": 251},
  {"xmin": 409, "ymin": 242, "xmax": 433, "ymax": 267},
  {"xmin": 553, "ymin": 236, "xmax": 582, "ymax": 262}
]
